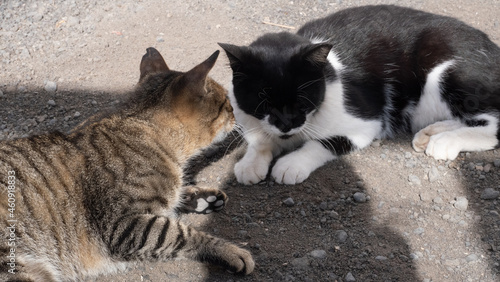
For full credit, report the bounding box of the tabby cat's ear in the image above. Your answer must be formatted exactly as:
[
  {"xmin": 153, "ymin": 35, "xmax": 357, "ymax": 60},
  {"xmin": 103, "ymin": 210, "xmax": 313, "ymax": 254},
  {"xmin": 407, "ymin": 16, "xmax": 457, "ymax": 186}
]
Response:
[
  {"xmin": 182, "ymin": 50, "xmax": 219, "ymax": 92},
  {"xmin": 302, "ymin": 43, "xmax": 333, "ymax": 66},
  {"xmin": 139, "ymin": 47, "xmax": 170, "ymax": 81},
  {"xmin": 218, "ymin": 43, "xmax": 247, "ymax": 71}
]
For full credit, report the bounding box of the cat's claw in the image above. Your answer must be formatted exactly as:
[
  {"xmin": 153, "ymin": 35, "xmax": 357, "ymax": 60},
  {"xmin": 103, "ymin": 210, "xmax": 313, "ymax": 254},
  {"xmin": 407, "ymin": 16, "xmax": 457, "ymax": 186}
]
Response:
[
  {"xmin": 178, "ymin": 186, "xmax": 227, "ymax": 214},
  {"xmin": 425, "ymin": 131, "xmax": 461, "ymax": 160}
]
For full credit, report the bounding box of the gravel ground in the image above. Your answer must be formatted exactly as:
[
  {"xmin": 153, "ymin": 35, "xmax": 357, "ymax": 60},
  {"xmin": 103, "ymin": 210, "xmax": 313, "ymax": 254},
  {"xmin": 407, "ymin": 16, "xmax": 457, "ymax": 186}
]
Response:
[{"xmin": 1, "ymin": 0, "xmax": 499, "ymax": 281}]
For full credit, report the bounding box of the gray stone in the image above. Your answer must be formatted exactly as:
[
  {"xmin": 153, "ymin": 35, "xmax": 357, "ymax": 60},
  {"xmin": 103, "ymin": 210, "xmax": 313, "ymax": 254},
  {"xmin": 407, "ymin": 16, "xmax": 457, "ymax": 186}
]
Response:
[
  {"xmin": 335, "ymin": 230, "xmax": 348, "ymax": 243},
  {"xmin": 494, "ymin": 159, "xmax": 500, "ymax": 168},
  {"xmin": 465, "ymin": 254, "xmax": 478, "ymax": 262},
  {"xmin": 414, "ymin": 227, "xmax": 425, "ymax": 235},
  {"xmin": 44, "ymin": 81, "xmax": 57, "ymax": 92},
  {"xmin": 283, "ymin": 197, "xmax": 295, "ymax": 207},
  {"xmin": 454, "ymin": 197, "xmax": 469, "ymax": 211},
  {"xmin": 47, "ymin": 99, "xmax": 56, "ymax": 106},
  {"xmin": 428, "ymin": 166, "xmax": 440, "ymax": 182},
  {"xmin": 483, "ymin": 163, "xmax": 492, "ymax": 173},
  {"xmin": 353, "ymin": 192, "xmax": 367, "ymax": 203},
  {"xmin": 480, "ymin": 188, "xmax": 500, "ymax": 200},
  {"xmin": 408, "ymin": 174, "xmax": 421, "ymax": 185},
  {"xmin": 345, "ymin": 272, "xmax": 356, "ymax": 282},
  {"xmin": 375, "ymin": 255, "xmax": 388, "ymax": 261},
  {"xmin": 433, "ymin": 197, "xmax": 444, "ymax": 204},
  {"xmin": 310, "ymin": 250, "xmax": 327, "ymax": 259}
]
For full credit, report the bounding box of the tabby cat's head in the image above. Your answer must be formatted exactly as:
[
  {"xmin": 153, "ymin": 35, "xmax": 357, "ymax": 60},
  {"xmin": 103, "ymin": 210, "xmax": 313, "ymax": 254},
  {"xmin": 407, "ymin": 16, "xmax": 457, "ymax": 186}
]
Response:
[
  {"xmin": 135, "ymin": 47, "xmax": 234, "ymax": 146},
  {"xmin": 219, "ymin": 33, "xmax": 334, "ymax": 139}
]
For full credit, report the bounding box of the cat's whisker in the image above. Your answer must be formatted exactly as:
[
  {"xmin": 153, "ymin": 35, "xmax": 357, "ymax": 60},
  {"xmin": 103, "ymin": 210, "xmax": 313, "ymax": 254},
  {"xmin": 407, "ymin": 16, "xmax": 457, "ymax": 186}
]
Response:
[
  {"xmin": 298, "ymin": 94, "xmax": 319, "ymax": 110},
  {"xmin": 297, "ymin": 78, "xmax": 324, "ymax": 91}
]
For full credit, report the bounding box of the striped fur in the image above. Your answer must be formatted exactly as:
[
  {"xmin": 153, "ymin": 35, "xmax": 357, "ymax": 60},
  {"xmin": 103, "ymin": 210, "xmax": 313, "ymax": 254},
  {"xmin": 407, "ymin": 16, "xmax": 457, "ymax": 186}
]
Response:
[{"xmin": 0, "ymin": 48, "xmax": 254, "ymax": 281}]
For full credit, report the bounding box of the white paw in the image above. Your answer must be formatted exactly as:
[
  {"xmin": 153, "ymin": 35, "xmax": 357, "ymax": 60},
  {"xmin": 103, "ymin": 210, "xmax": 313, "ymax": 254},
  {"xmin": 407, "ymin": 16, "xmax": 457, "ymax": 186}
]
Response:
[
  {"xmin": 234, "ymin": 156, "xmax": 270, "ymax": 185},
  {"xmin": 425, "ymin": 131, "xmax": 462, "ymax": 160},
  {"xmin": 271, "ymin": 157, "xmax": 311, "ymax": 185}
]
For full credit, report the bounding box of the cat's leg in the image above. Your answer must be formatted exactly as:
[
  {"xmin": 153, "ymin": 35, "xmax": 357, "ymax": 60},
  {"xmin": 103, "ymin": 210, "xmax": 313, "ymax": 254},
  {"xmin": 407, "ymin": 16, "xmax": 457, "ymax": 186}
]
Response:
[
  {"xmin": 271, "ymin": 136, "xmax": 354, "ymax": 185},
  {"xmin": 176, "ymin": 186, "xmax": 227, "ymax": 214},
  {"xmin": 416, "ymin": 114, "xmax": 499, "ymax": 160},
  {"xmin": 234, "ymin": 138, "xmax": 277, "ymax": 185},
  {"xmin": 412, "ymin": 120, "xmax": 463, "ymax": 152},
  {"xmin": 107, "ymin": 214, "xmax": 254, "ymax": 274}
]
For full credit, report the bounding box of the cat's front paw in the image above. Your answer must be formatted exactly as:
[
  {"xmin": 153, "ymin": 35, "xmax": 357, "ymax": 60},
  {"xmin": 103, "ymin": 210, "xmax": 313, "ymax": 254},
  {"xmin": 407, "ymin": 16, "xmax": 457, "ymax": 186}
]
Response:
[
  {"xmin": 271, "ymin": 157, "xmax": 311, "ymax": 185},
  {"xmin": 425, "ymin": 131, "xmax": 461, "ymax": 160},
  {"xmin": 234, "ymin": 155, "xmax": 270, "ymax": 185}
]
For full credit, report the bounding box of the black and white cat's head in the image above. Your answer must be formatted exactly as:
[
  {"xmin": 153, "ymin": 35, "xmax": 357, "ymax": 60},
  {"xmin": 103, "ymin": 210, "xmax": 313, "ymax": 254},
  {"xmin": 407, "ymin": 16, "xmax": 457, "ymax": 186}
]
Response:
[{"xmin": 219, "ymin": 32, "xmax": 335, "ymax": 139}]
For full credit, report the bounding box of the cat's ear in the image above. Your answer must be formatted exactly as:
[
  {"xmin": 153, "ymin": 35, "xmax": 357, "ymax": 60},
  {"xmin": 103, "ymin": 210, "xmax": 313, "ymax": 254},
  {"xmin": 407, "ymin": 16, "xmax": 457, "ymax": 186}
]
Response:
[
  {"xmin": 302, "ymin": 43, "xmax": 333, "ymax": 66},
  {"xmin": 182, "ymin": 50, "xmax": 219, "ymax": 92},
  {"xmin": 139, "ymin": 47, "xmax": 170, "ymax": 81},
  {"xmin": 218, "ymin": 43, "xmax": 247, "ymax": 71}
]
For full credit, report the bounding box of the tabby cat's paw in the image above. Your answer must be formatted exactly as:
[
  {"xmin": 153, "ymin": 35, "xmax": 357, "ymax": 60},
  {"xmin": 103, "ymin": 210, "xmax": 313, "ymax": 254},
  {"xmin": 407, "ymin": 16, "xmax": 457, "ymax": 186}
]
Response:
[
  {"xmin": 425, "ymin": 131, "xmax": 461, "ymax": 160},
  {"xmin": 178, "ymin": 186, "xmax": 227, "ymax": 214},
  {"xmin": 208, "ymin": 243, "xmax": 255, "ymax": 275},
  {"xmin": 234, "ymin": 157, "xmax": 269, "ymax": 185},
  {"xmin": 272, "ymin": 158, "xmax": 310, "ymax": 185}
]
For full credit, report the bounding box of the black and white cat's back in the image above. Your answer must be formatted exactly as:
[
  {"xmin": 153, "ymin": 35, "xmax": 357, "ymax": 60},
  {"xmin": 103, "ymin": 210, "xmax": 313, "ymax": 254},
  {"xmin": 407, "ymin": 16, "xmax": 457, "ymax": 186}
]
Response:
[{"xmin": 220, "ymin": 5, "xmax": 500, "ymax": 185}]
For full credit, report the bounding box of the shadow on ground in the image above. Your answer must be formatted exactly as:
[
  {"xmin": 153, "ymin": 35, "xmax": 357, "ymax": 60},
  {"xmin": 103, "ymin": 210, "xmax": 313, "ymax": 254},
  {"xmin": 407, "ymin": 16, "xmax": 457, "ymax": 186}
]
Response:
[{"xmin": 1, "ymin": 88, "xmax": 498, "ymax": 281}]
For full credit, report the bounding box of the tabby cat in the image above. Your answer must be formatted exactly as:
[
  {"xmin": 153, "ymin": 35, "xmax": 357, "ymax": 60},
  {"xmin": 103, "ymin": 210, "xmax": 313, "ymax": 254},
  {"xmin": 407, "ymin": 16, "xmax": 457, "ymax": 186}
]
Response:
[
  {"xmin": 219, "ymin": 5, "xmax": 500, "ymax": 185},
  {"xmin": 0, "ymin": 48, "xmax": 254, "ymax": 281}
]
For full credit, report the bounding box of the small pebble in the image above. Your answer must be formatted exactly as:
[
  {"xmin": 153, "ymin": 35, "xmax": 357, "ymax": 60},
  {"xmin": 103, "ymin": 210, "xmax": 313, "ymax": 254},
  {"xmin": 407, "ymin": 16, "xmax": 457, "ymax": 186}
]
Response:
[
  {"xmin": 428, "ymin": 166, "xmax": 440, "ymax": 182},
  {"xmin": 310, "ymin": 250, "xmax": 327, "ymax": 259},
  {"xmin": 483, "ymin": 163, "xmax": 492, "ymax": 173},
  {"xmin": 44, "ymin": 81, "xmax": 57, "ymax": 92},
  {"xmin": 283, "ymin": 197, "xmax": 295, "ymax": 207},
  {"xmin": 480, "ymin": 188, "xmax": 500, "ymax": 200},
  {"xmin": 465, "ymin": 254, "xmax": 478, "ymax": 262},
  {"xmin": 375, "ymin": 255, "xmax": 388, "ymax": 261},
  {"xmin": 494, "ymin": 159, "xmax": 500, "ymax": 168},
  {"xmin": 414, "ymin": 227, "xmax": 425, "ymax": 235},
  {"xmin": 335, "ymin": 230, "xmax": 348, "ymax": 243},
  {"xmin": 433, "ymin": 197, "xmax": 444, "ymax": 204},
  {"xmin": 47, "ymin": 99, "xmax": 56, "ymax": 106},
  {"xmin": 353, "ymin": 192, "xmax": 367, "ymax": 203},
  {"xmin": 409, "ymin": 253, "xmax": 419, "ymax": 260},
  {"xmin": 371, "ymin": 139, "xmax": 381, "ymax": 147},
  {"xmin": 345, "ymin": 272, "xmax": 356, "ymax": 282},
  {"xmin": 408, "ymin": 174, "xmax": 421, "ymax": 185},
  {"xmin": 454, "ymin": 196, "xmax": 469, "ymax": 211}
]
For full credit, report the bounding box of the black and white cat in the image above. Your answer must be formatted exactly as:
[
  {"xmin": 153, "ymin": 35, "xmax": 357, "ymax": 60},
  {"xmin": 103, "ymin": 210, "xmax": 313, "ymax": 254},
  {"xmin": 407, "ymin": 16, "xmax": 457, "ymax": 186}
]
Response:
[{"xmin": 219, "ymin": 5, "xmax": 500, "ymax": 185}]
